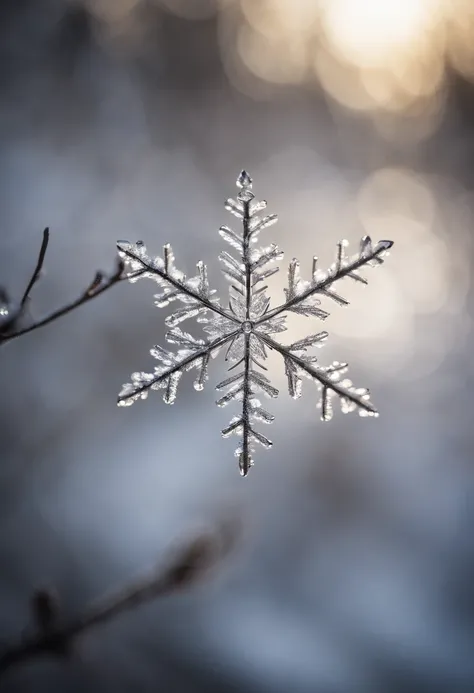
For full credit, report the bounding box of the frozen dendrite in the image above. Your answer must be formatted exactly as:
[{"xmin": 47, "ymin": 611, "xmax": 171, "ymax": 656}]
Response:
[{"xmin": 117, "ymin": 171, "xmax": 393, "ymax": 476}]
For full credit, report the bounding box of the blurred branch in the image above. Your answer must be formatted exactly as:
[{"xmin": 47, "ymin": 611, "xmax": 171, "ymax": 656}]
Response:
[
  {"xmin": 0, "ymin": 524, "xmax": 237, "ymax": 679},
  {"xmin": 0, "ymin": 228, "xmax": 144, "ymax": 345}
]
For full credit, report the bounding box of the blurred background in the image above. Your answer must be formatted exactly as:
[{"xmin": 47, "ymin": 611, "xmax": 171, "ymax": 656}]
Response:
[{"xmin": 1, "ymin": 0, "xmax": 474, "ymax": 691}]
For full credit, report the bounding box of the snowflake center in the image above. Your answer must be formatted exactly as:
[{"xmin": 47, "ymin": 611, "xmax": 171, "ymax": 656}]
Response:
[{"xmin": 241, "ymin": 320, "xmax": 253, "ymax": 334}]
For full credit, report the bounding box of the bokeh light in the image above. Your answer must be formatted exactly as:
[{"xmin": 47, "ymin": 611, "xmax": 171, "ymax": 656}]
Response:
[
  {"xmin": 321, "ymin": 0, "xmax": 443, "ymax": 69},
  {"xmin": 80, "ymin": 0, "xmax": 474, "ymax": 140}
]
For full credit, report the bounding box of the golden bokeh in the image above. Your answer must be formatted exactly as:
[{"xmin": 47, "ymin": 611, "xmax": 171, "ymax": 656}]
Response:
[
  {"xmin": 320, "ymin": 0, "xmax": 444, "ymax": 70},
  {"xmin": 82, "ymin": 0, "xmax": 474, "ymax": 135},
  {"xmin": 215, "ymin": 0, "xmax": 474, "ymax": 138}
]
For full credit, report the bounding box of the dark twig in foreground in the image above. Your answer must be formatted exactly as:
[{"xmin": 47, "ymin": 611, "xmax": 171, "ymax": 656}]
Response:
[
  {"xmin": 0, "ymin": 526, "xmax": 236, "ymax": 678},
  {"xmin": 0, "ymin": 228, "xmax": 143, "ymax": 345}
]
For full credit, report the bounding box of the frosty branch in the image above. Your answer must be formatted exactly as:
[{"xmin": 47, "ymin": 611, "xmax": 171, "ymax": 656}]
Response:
[
  {"xmin": 117, "ymin": 171, "xmax": 393, "ymax": 475},
  {"xmin": 0, "ymin": 228, "xmax": 144, "ymax": 345}
]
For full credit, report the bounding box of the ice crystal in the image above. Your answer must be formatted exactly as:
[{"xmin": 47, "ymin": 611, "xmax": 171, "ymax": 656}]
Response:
[{"xmin": 117, "ymin": 171, "xmax": 393, "ymax": 476}]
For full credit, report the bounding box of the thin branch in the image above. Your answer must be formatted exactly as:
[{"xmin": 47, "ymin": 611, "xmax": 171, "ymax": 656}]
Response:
[
  {"xmin": 20, "ymin": 228, "xmax": 50, "ymax": 308},
  {"xmin": 0, "ymin": 526, "xmax": 237, "ymax": 678},
  {"xmin": 0, "ymin": 231, "xmax": 145, "ymax": 346}
]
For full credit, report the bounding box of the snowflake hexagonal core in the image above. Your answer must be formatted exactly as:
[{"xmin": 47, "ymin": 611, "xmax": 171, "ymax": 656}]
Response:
[{"xmin": 117, "ymin": 171, "xmax": 393, "ymax": 476}]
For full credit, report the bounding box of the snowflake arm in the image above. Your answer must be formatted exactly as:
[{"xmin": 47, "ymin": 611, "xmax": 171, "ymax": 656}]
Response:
[
  {"xmin": 209, "ymin": 173, "xmax": 283, "ymax": 474},
  {"xmin": 116, "ymin": 241, "xmax": 238, "ymax": 327},
  {"xmin": 118, "ymin": 328, "xmax": 239, "ymax": 406},
  {"xmin": 117, "ymin": 170, "xmax": 393, "ymax": 476},
  {"xmin": 255, "ymin": 236, "xmax": 393, "ymax": 327},
  {"xmin": 258, "ymin": 332, "xmax": 378, "ymax": 421}
]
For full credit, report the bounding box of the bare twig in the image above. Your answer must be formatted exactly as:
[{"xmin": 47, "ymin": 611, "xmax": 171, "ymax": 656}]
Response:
[
  {"xmin": 0, "ymin": 229, "xmax": 144, "ymax": 346},
  {"xmin": 20, "ymin": 228, "xmax": 50, "ymax": 309},
  {"xmin": 0, "ymin": 526, "xmax": 237, "ymax": 678}
]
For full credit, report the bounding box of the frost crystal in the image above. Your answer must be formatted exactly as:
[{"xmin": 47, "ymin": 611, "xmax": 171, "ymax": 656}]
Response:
[{"xmin": 117, "ymin": 171, "xmax": 393, "ymax": 476}]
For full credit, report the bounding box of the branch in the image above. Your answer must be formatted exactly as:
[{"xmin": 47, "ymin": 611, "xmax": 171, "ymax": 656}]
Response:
[
  {"xmin": 0, "ymin": 230, "xmax": 144, "ymax": 346},
  {"xmin": 0, "ymin": 525, "xmax": 237, "ymax": 678},
  {"xmin": 20, "ymin": 227, "xmax": 50, "ymax": 308}
]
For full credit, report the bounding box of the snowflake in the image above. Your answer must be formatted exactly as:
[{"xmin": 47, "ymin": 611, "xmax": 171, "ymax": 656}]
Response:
[{"xmin": 117, "ymin": 171, "xmax": 393, "ymax": 476}]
